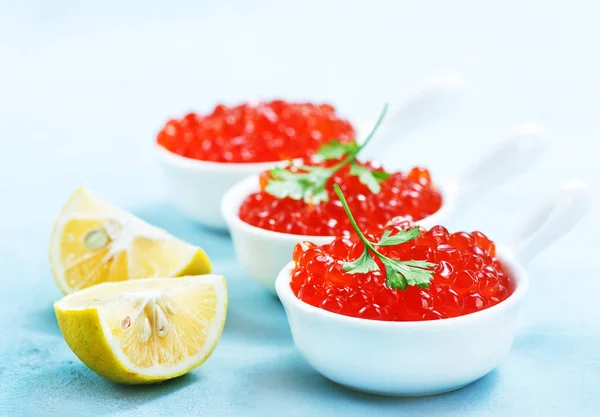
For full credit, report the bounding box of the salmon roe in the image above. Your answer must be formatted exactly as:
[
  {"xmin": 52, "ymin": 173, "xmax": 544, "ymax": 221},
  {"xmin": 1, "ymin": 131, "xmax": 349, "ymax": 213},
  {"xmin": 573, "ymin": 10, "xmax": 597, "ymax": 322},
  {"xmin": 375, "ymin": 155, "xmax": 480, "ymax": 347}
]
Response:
[
  {"xmin": 290, "ymin": 220, "xmax": 514, "ymax": 321},
  {"xmin": 238, "ymin": 159, "xmax": 442, "ymax": 236},
  {"xmin": 156, "ymin": 100, "xmax": 355, "ymax": 163}
]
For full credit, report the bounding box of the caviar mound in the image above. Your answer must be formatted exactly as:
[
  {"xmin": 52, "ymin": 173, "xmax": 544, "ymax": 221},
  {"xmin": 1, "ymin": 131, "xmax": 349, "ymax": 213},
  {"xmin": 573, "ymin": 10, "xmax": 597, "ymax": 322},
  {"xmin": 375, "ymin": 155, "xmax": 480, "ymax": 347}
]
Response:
[
  {"xmin": 156, "ymin": 101, "xmax": 355, "ymax": 163},
  {"xmin": 239, "ymin": 159, "xmax": 442, "ymax": 236},
  {"xmin": 290, "ymin": 224, "xmax": 514, "ymax": 321}
]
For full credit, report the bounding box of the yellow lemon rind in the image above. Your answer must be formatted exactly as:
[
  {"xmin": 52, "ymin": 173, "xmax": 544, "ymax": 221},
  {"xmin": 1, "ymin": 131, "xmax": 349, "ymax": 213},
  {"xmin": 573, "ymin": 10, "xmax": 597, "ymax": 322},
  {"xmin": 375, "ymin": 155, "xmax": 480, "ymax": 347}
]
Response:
[
  {"xmin": 54, "ymin": 275, "xmax": 227, "ymax": 384},
  {"xmin": 49, "ymin": 187, "xmax": 212, "ymax": 294}
]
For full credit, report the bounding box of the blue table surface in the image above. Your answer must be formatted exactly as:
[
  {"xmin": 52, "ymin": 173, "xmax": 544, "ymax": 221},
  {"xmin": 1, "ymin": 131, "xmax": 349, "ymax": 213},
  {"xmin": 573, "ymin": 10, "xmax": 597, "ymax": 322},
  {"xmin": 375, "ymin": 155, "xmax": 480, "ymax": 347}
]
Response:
[{"xmin": 1, "ymin": 1, "xmax": 599, "ymax": 416}]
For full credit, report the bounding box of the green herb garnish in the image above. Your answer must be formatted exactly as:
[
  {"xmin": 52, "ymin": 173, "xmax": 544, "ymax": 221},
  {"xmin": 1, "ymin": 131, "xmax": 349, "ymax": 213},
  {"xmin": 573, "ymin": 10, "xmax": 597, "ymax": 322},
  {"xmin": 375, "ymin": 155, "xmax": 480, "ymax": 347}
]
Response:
[
  {"xmin": 265, "ymin": 166, "xmax": 333, "ymax": 205},
  {"xmin": 264, "ymin": 104, "xmax": 390, "ymax": 204},
  {"xmin": 332, "ymin": 183, "xmax": 436, "ymax": 290},
  {"xmin": 349, "ymin": 164, "xmax": 391, "ymax": 194},
  {"xmin": 316, "ymin": 139, "xmax": 360, "ymax": 160}
]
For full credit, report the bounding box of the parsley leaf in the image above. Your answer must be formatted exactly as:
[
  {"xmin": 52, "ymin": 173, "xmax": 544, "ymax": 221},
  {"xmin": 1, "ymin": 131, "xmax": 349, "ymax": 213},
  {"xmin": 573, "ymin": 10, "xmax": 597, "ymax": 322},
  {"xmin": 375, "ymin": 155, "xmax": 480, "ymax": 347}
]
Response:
[
  {"xmin": 349, "ymin": 163, "xmax": 391, "ymax": 194},
  {"xmin": 265, "ymin": 166, "xmax": 331, "ymax": 204},
  {"xmin": 262, "ymin": 104, "xmax": 389, "ymax": 204},
  {"xmin": 382, "ymin": 259, "xmax": 408, "ymax": 290},
  {"xmin": 381, "ymin": 258, "xmax": 436, "ymax": 289},
  {"xmin": 372, "ymin": 170, "xmax": 392, "ymax": 182},
  {"xmin": 376, "ymin": 227, "xmax": 421, "ymax": 246},
  {"xmin": 333, "ymin": 183, "xmax": 436, "ymax": 291},
  {"xmin": 316, "ymin": 139, "xmax": 360, "ymax": 160},
  {"xmin": 342, "ymin": 249, "xmax": 379, "ymax": 274}
]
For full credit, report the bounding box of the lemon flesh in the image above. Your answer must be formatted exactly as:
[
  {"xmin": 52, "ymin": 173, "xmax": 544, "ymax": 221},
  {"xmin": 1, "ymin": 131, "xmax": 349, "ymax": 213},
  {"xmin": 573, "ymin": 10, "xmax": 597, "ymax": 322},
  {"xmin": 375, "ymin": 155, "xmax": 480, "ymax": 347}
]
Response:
[
  {"xmin": 50, "ymin": 188, "xmax": 211, "ymax": 294},
  {"xmin": 54, "ymin": 275, "xmax": 227, "ymax": 384}
]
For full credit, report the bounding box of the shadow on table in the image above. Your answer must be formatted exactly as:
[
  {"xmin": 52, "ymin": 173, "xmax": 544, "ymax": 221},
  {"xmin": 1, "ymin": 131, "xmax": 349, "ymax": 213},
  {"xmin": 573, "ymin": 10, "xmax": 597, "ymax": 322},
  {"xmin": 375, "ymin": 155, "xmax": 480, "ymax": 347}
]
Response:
[
  {"xmin": 223, "ymin": 275, "xmax": 293, "ymax": 347},
  {"xmin": 26, "ymin": 304, "xmax": 62, "ymax": 337},
  {"xmin": 8, "ymin": 361, "xmax": 199, "ymax": 416},
  {"xmin": 242, "ymin": 352, "xmax": 501, "ymax": 411}
]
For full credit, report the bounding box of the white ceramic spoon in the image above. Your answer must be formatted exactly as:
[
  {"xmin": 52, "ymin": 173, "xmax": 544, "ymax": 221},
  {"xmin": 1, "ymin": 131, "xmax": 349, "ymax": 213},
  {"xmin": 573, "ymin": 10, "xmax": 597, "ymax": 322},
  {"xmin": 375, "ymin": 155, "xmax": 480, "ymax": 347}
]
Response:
[
  {"xmin": 357, "ymin": 72, "xmax": 465, "ymax": 155},
  {"xmin": 509, "ymin": 179, "xmax": 590, "ymax": 263},
  {"xmin": 222, "ymin": 126, "xmax": 546, "ymax": 292},
  {"xmin": 421, "ymin": 123, "xmax": 546, "ymax": 227},
  {"xmin": 276, "ymin": 180, "xmax": 590, "ymax": 396}
]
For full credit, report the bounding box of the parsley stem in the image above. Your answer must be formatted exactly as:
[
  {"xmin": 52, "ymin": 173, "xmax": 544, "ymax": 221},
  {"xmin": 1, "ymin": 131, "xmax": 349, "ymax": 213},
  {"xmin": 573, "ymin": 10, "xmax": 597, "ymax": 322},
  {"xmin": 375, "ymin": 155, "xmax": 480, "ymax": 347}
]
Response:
[
  {"xmin": 332, "ymin": 183, "xmax": 380, "ymax": 256},
  {"xmin": 330, "ymin": 103, "xmax": 389, "ymax": 172},
  {"xmin": 333, "ymin": 182, "xmax": 436, "ymax": 290},
  {"xmin": 265, "ymin": 104, "xmax": 390, "ymax": 205}
]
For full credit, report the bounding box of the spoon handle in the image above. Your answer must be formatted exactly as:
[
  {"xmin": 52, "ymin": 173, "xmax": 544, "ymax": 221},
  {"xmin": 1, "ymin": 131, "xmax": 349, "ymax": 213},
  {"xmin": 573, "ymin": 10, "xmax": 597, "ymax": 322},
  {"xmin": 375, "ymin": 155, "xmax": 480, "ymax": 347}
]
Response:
[
  {"xmin": 453, "ymin": 124, "xmax": 546, "ymax": 210},
  {"xmin": 510, "ymin": 180, "xmax": 590, "ymax": 264},
  {"xmin": 358, "ymin": 73, "xmax": 464, "ymax": 155},
  {"xmin": 382, "ymin": 73, "xmax": 464, "ymax": 137}
]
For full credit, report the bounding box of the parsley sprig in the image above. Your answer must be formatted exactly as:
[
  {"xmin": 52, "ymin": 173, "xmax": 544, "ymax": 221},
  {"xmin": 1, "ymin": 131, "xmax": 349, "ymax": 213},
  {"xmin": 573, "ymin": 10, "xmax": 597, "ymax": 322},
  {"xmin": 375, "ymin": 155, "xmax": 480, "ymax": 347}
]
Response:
[
  {"xmin": 332, "ymin": 183, "xmax": 436, "ymax": 290},
  {"xmin": 265, "ymin": 104, "xmax": 391, "ymax": 204}
]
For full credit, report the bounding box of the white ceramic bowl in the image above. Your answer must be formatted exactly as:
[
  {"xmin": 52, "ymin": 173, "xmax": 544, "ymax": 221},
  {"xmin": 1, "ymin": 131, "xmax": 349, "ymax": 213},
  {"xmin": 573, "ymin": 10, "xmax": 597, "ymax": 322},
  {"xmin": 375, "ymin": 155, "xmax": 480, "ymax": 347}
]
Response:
[
  {"xmin": 222, "ymin": 176, "xmax": 456, "ymax": 291},
  {"xmin": 275, "ymin": 180, "xmax": 589, "ymax": 396},
  {"xmin": 222, "ymin": 127, "xmax": 545, "ymax": 292},
  {"xmin": 155, "ymin": 144, "xmax": 290, "ymax": 229},
  {"xmin": 155, "ymin": 75, "xmax": 465, "ymax": 230},
  {"xmin": 276, "ymin": 248, "xmax": 526, "ymax": 396}
]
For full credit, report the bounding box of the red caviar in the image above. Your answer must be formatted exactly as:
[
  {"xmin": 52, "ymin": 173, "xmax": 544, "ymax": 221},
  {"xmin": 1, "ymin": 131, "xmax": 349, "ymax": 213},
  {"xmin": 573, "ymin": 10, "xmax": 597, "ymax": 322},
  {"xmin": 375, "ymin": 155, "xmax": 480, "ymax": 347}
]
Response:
[
  {"xmin": 239, "ymin": 159, "xmax": 442, "ymax": 236},
  {"xmin": 290, "ymin": 222, "xmax": 513, "ymax": 321},
  {"xmin": 156, "ymin": 100, "xmax": 355, "ymax": 163}
]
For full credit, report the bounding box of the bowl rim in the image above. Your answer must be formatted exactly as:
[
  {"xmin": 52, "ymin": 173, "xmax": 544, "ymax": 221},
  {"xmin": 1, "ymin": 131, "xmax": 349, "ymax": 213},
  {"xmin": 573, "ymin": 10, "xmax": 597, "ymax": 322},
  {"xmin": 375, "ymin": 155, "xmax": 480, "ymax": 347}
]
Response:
[
  {"xmin": 221, "ymin": 174, "xmax": 457, "ymax": 242},
  {"xmin": 275, "ymin": 246, "xmax": 530, "ymax": 329},
  {"xmin": 154, "ymin": 142, "xmax": 294, "ymax": 172}
]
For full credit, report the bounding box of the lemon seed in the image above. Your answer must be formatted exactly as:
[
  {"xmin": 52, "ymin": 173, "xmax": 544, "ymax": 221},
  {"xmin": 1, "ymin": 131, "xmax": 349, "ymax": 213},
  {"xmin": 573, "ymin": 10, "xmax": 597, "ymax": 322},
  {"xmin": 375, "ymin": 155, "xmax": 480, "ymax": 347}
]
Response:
[{"xmin": 84, "ymin": 229, "xmax": 108, "ymax": 250}]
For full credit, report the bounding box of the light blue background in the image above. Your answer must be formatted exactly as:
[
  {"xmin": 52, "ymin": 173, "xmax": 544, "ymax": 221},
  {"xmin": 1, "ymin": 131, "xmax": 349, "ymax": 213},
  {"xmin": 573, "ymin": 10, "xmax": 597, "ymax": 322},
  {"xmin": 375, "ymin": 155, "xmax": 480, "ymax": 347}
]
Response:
[{"xmin": 1, "ymin": 1, "xmax": 598, "ymax": 416}]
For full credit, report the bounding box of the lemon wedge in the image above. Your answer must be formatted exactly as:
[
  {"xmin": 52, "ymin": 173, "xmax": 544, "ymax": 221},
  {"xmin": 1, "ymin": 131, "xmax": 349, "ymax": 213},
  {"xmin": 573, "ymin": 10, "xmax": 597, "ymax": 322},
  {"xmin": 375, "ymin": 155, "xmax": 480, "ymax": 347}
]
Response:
[
  {"xmin": 50, "ymin": 188, "xmax": 211, "ymax": 294},
  {"xmin": 54, "ymin": 275, "xmax": 227, "ymax": 383}
]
